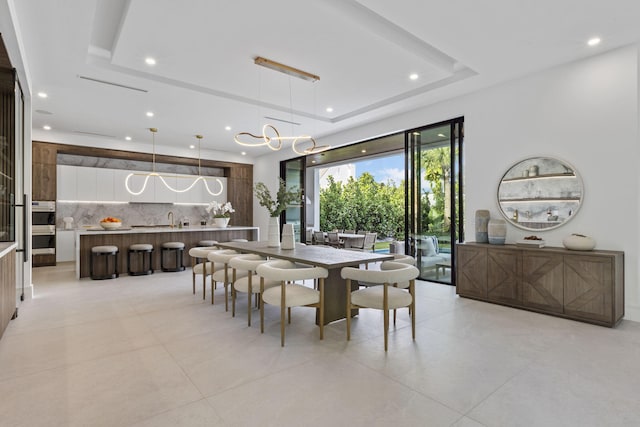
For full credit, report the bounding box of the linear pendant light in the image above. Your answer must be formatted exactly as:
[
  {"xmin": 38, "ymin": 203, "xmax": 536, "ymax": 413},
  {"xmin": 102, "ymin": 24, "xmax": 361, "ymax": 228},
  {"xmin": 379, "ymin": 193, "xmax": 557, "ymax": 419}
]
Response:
[{"xmin": 125, "ymin": 129, "xmax": 224, "ymax": 196}]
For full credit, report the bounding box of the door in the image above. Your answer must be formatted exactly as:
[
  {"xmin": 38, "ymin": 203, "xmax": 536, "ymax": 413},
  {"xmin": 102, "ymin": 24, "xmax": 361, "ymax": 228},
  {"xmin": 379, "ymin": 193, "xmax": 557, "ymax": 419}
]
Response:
[
  {"xmin": 407, "ymin": 118, "xmax": 464, "ymax": 285},
  {"xmin": 281, "ymin": 157, "xmax": 305, "ymax": 243}
]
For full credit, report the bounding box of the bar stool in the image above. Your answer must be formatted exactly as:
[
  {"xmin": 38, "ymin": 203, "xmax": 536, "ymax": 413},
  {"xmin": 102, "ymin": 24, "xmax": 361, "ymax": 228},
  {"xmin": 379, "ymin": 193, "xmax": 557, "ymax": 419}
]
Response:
[
  {"xmin": 127, "ymin": 243, "xmax": 154, "ymax": 276},
  {"xmin": 198, "ymin": 240, "xmax": 218, "ymax": 247},
  {"xmin": 161, "ymin": 241, "xmax": 185, "ymax": 272},
  {"xmin": 90, "ymin": 245, "xmax": 119, "ymax": 280}
]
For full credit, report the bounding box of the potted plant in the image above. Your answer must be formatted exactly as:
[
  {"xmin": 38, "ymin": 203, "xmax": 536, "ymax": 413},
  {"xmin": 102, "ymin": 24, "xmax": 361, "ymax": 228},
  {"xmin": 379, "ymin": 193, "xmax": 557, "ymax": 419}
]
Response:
[
  {"xmin": 254, "ymin": 178, "xmax": 301, "ymax": 247},
  {"xmin": 206, "ymin": 201, "xmax": 234, "ymax": 227}
]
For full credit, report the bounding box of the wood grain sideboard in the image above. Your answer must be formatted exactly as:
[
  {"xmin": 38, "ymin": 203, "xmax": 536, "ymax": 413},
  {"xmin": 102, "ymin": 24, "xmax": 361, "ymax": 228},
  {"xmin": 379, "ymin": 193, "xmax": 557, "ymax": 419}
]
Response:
[{"xmin": 456, "ymin": 242, "xmax": 624, "ymax": 327}]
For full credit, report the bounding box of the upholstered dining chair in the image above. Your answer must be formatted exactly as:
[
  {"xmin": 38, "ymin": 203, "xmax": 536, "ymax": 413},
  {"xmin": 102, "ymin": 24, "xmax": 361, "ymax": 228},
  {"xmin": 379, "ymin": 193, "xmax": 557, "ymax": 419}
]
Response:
[
  {"xmin": 229, "ymin": 254, "xmax": 279, "ymax": 326},
  {"xmin": 189, "ymin": 246, "xmax": 220, "ymax": 300},
  {"xmin": 256, "ymin": 260, "xmax": 328, "ymax": 347},
  {"xmin": 341, "ymin": 261, "xmax": 419, "ymax": 351},
  {"xmin": 207, "ymin": 249, "xmax": 247, "ymax": 310}
]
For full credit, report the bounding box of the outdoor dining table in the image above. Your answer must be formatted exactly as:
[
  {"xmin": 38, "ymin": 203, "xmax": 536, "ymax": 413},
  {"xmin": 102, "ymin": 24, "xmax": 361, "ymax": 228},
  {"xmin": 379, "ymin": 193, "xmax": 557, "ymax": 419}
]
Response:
[
  {"xmin": 322, "ymin": 232, "xmax": 365, "ymax": 248},
  {"xmin": 215, "ymin": 240, "xmax": 393, "ymax": 324}
]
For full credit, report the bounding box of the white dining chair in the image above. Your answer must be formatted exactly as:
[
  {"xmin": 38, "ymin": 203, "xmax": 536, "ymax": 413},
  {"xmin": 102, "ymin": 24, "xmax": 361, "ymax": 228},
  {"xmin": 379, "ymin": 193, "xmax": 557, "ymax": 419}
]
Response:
[
  {"xmin": 256, "ymin": 259, "xmax": 328, "ymax": 347},
  {"xmin": 229, "ymin": 254, "xmax": 279, "ymax": 326},
  {"xmin": 189, "ymin": 246, "xmax": 220, "ymax": 300},
  {"xmin": 207, "ymin": 249, "xmax": 247, "ymax": 310},
  {"xmin": 341, "ymin": 261, "xmax": 419, "ymax": 351}
]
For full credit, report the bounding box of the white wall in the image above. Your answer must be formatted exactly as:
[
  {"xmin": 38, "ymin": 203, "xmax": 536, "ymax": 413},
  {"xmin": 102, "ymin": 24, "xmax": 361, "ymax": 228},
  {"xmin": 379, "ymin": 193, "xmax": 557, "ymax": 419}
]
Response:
[{"xmin": 255, "ymin": 44, "xmax": 640, "ymax": 321}]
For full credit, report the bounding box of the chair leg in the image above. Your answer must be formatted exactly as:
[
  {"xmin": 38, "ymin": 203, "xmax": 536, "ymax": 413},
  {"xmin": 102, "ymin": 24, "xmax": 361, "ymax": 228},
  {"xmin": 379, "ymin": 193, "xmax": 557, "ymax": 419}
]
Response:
[
  {"xmin": 260, "ymin": 278, "xmax": 265, "ymax": 334},
  {"xmin": 192, "ymin": 271, "xmax": 196, "ymax": 295},
  {"xmin": 346, "ymin": 279, "xmax": 351, "ymax": 341},
  {"xmin": 410, "ymin": 279, "xmax": 416, "ymax": 341},
  {"xmin": 384, "ymin": 284, "xmax": 389, "ymax": 351},
  {"xmin": 288, "ymin": 307, "xmax": 292, "ymax": 324},
  {"xmin": 281, "ymin": 280, "xmax": 286, "ymax": 347},
  {"xmin": 319, "ymin": 278, "xmax": 324, "ymax": 340}
]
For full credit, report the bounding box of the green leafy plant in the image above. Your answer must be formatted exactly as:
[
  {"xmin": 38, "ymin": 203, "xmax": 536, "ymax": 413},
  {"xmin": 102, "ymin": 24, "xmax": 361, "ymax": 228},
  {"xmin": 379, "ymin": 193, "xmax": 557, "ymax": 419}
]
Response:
[{"xmin": 254, "ymin": 178, "xmax": 301, "ymax": 217}]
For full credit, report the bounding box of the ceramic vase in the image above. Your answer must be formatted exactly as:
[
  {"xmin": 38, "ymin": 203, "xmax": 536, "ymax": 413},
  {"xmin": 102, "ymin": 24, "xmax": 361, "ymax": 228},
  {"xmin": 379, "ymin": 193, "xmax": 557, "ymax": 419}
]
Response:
[
  {"xmin": 488, "ymin": 219, "xmax": 506, "ymax": 245},
  {"xmin": 475, "ymin": 210, "xmax": 490, "ymax": 243},
  {"xmin": 562, "ymin": 234, "xmax": 596, "ymax": 251},
  {"xmin": 281, "ymin": 223, "xmax": 295, "ymax": 250},
  {"xmin": 267, "ymin": 216, "xmax": 280, "ymax": 248},
  {"xmin": 213, "ymin": 217, "xmax": 229, "ymax": 228}
]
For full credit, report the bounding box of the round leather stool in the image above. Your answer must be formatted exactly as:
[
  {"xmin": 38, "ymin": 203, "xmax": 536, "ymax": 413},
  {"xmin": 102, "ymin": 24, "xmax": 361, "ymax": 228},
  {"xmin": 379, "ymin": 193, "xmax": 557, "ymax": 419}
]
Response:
[
  {"xmin": 161, "ymin": 241, "xmax": 185, "ymax": 272},
  {"xmin": 90, "ymin": 245, "xmax": 119, "ymax": 280},
  {"xmin": 127, "ymin": 243, "xmax": 154, "ymax": 276},
  {"xmin": 198, "ymin": 240, "xmax": 218, "ymax": 247}
]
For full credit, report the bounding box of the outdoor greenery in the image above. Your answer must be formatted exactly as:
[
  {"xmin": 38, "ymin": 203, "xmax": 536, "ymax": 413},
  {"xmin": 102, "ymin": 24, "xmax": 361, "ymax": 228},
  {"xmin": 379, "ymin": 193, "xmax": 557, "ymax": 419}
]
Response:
[
  {"xmin": 319, "ymin": 173, "xmax": 405, "ymax": 238},
  {"xmin": 319, "ymin": 147, "xmax": 453, "ymax": 240}
]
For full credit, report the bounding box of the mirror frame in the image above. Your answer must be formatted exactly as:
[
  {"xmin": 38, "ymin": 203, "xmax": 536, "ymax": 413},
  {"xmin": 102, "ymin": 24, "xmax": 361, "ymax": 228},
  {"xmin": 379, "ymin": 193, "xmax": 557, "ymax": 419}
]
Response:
[{"xmin": 497, "ymin": 157, "xmax": 583, "ymax": 231}]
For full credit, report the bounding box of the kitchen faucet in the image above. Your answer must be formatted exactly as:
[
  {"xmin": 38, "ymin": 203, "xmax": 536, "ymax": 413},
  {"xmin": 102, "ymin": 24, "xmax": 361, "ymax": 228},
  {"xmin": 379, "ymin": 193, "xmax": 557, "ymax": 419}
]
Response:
[{"xmin": 168, "ymin": 211, "xmax": 174, "ymax": 228}]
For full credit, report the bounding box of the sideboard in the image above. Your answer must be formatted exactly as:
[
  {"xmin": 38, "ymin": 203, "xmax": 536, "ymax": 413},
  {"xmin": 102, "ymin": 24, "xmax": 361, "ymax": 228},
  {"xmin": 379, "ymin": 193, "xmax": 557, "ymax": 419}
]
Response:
[{"xmin": 456, "ymin": 242, "xmax": 624, "ymax": 327}]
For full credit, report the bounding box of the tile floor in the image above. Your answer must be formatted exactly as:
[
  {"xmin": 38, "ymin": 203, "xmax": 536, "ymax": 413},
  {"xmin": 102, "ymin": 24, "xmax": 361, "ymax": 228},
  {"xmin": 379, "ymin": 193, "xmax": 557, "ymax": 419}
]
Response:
[{"xmin": 1, "ymin": 262, "xmax": 639, "ymax": 426}]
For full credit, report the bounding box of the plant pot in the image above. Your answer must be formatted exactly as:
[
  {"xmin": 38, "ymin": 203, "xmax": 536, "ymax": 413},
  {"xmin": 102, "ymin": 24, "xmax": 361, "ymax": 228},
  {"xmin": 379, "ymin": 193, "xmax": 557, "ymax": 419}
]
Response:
[
  {"xmin": 213, "ymin": 217, "xmax": 229, "ymax": 228},
  {"xmin": 268, "ymin": 216, "xmax": 280, "ymax": 247}
]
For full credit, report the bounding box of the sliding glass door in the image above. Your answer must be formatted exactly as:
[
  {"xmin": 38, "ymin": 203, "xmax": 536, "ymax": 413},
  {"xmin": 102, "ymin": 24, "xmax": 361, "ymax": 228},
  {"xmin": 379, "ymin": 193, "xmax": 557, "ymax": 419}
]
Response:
[
  {"xmin": 280, "ymin": 157, "xmax": 305, "ymax": 243},
  {"xmin": 407, "ymin": 118, "xmax": 464, "ymax": 285}
]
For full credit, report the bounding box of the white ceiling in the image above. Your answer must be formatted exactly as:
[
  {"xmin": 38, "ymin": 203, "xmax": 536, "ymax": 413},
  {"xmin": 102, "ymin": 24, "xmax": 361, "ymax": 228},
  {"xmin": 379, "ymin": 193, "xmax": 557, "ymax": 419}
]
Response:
[{"xmin": 13, "ymin": 0, "xmax": 640, "ymax": 157}]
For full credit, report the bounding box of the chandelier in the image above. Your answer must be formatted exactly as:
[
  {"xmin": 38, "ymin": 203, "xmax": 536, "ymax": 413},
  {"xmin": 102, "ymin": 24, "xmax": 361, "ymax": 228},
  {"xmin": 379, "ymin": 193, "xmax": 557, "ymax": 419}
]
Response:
[
  {"xmin": 125, "ymin": 129, "xmax": 224, "ymax": 196},
  {"xmin": 234, "ymin": 57, "xmax": 330, "ymax": 155}
]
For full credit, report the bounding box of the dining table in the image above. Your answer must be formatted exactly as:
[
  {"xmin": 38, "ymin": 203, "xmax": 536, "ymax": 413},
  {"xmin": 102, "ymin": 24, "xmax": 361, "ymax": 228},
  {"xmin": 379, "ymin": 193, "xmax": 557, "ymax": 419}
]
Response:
[{"xmin": 215, "ymin": 240, "xmax": 393, "ymax": 324}]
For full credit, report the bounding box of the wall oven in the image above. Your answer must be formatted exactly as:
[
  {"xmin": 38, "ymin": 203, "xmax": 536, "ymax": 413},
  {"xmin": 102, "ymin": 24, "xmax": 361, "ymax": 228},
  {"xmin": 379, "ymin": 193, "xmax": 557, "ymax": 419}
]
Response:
[{"xmin": 32, "ymin": 201, "xmax": 56, "ymax": 258}]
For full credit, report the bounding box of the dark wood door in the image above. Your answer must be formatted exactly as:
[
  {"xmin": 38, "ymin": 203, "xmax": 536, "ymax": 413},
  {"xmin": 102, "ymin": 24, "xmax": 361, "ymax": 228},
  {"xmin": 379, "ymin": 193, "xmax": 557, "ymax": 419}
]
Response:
[
  {"xmin": 521, "ymin": 250, "xmax": 564, "ymax": 313},
  {"xmin": 564, "ymin": 254, "xmax": 613, "ymax": 324},
  {"xmin": 487, "ymin": 247, "xmax": 521, "ymax": 305},
  {"xmin": 456, "ymin": 244, "xmax": 487, "ymax": 299}
]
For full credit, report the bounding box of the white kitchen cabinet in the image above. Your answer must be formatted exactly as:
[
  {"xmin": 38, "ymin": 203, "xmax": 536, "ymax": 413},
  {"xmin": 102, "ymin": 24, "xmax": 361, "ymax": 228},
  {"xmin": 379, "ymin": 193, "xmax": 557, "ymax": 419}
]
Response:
[
  {"xmin": 56, "ymin": 230, "xmax": 75, "ymax": 262},
  {"xmin": 96, "ymin": 168, "xmax": 115, "ymax": 201},
  {"xmin": 113, "ymin": 169, "xmax": 132, "ymax": 202},
  {"xmin": 57, "ymin": 164, "xmax": 77, "ymax": 200},
  {"xmin": 126, "ymin": 172, "xmax": 155, "ymax": 203},
  {"xmin": 76, "ymin": 166, "xmax": 98, "ymax": 201}
]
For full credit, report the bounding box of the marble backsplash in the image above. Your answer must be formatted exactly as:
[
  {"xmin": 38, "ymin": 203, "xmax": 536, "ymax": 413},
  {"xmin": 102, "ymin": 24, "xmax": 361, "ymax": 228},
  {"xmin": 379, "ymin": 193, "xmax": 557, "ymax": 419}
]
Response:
[{"xmin": 56, "ymin": 203, "xmax": 225, "ymax": 229}]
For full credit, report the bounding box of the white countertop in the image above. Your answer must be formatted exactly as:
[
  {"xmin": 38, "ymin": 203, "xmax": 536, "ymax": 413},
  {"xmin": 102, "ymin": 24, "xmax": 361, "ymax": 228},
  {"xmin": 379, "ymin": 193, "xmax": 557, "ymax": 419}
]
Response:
[
  {"xmin": 76, "ymin": 225, "xmax": 258, "ymax": 236},
  {"xmin": 0, "ymin": 242, "xmax": 18, "ymax": 258}
]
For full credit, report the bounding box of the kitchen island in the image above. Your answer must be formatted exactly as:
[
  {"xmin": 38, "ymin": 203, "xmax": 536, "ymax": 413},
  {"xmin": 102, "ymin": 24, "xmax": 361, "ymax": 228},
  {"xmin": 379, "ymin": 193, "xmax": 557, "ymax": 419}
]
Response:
[{"xmin": 75, "ymin": 226, "xmax": 259, "ymax": 279}]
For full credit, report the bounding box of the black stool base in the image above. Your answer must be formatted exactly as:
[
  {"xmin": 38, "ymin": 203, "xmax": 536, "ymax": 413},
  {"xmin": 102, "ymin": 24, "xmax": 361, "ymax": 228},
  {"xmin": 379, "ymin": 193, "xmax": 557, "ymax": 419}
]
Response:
[
  {"xmin": 128, "ymin": 249, "xmax": 154, "ymax": 276},
  {"xmin": 161, "ymin": 247, "xmax": 185, "ymax": 272},
  {"xmin": 90, "ymin": 250, "xmax": 119, "ymax": 280}
]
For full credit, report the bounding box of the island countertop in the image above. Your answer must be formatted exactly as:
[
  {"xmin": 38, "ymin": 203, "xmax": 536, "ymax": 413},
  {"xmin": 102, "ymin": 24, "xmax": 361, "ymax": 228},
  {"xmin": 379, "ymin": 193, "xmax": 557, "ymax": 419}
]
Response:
[
  {"xmin": 76, "ymin": 225, "xmax": 258, "ymax": 236},
  {"xmin": 75, "ymin": 226, "xmax": 259, "ymax": 279}
]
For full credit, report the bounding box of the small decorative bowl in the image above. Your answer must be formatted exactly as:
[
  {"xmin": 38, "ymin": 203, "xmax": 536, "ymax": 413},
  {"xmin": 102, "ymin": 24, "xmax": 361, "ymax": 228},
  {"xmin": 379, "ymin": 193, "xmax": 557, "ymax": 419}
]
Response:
[{"xmin": 100, "ymin": 221, "xmax": 122, "ymax": 230}]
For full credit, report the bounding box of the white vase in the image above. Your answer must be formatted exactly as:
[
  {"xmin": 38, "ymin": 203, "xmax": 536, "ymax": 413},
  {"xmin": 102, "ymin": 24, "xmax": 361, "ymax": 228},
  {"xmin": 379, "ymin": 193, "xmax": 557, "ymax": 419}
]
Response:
[
  {"xmin": 213, "ymin": 217, "xmax": 229, "ymax": 228},
  {"xmin": 268, "ymin": 216, "xmax": 280, "ymax": 247},
  {"xmin": 488, "ymin": 219, "xmax": 506, "ymax": 245},
  {"xmin": 563, "ymin": 234, "xmax": 596, "ymax": 251},
  {"xmin": 281, "ymin": 223, "xmax": 295, "ymax": 250}
]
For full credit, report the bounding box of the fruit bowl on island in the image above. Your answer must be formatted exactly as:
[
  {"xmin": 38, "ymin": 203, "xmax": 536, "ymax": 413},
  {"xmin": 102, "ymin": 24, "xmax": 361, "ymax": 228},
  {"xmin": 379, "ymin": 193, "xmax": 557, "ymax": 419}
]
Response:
[{"xmin": 100, "ymin": 217, "xmax": 122, "ymax": 230}]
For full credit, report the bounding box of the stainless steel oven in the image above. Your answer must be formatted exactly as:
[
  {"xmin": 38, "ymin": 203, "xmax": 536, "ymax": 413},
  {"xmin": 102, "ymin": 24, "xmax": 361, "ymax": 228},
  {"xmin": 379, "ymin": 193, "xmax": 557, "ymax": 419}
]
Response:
[{"xmin": 32, "ymin": 201, "xmax": 56, "ymax": 257}]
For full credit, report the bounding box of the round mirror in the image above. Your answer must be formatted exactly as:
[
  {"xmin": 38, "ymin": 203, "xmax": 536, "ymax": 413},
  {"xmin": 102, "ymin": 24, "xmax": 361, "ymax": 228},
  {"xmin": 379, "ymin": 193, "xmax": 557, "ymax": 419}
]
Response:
[{"xmin": 497, "ymin": 157, "xmax": 583, "ymax": 231}]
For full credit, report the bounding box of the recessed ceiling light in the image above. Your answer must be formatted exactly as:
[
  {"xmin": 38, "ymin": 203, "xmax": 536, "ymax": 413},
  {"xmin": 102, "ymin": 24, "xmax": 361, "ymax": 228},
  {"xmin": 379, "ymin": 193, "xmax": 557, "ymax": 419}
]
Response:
[
  {"xmin": 146, "ymin": 111, "xmax": 154, "ymax": 117},
  {"xmin": 326, "ymin": 107, "xmax": 333, "ymax": 113},
  {"xmin": 241, "ymin": 151, "xmax": 247, "ymax": 156},
  {"xmin": 37, "ymin": 92, "xmax": 48, "ymax": 98},
  {"xmin": 409, "ymin": 73, "xmax": 419, "ymax": 80},
  {"xmin": 125, "ymin": 136, "xmax": 132, "ymax": 141},
  {"xmin": 43, "ymin": 125, "xmax": 51, "ymax": 130},
  {"xmin": 587, "ymin": 37, "xmax": 601, "ymax": 47},
  {"xmin": 311, "ymin": 160, "xmax": 316, "ymax": 164},
  {"xmin": 189, "ymin": 144, "xmax": 195, "ymax": 149},
  {"xmin": 412, "ymin": 132, "xmax": 420, "ymax": 136},
  {"xmin": 145, "ymin": 57, "xmax": 156, "ymax": 66},
  {"xmin": 225, "ymin": 126, "xmax": 231, "ymax": 131},
  {"xmin": 437, "ymin": 133, "xmax": 446, "ymax": 137},
  {"xmin": 361, "ymin": 149, "xmax": 367, "ymax": 153}
]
